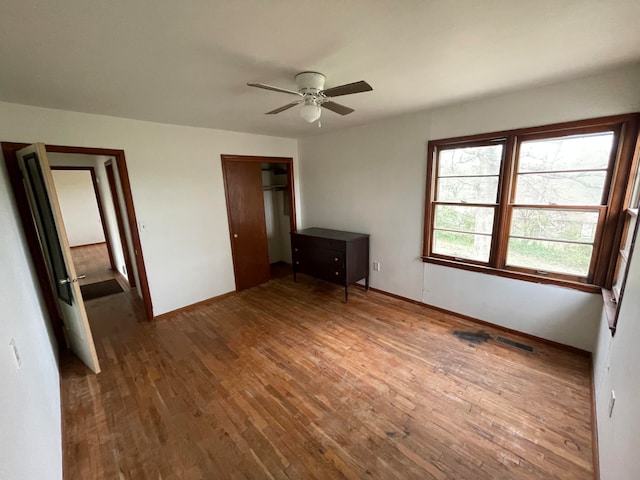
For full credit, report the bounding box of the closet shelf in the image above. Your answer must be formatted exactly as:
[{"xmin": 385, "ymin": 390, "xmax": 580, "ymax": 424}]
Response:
[{"xmin": 262, "ymin": 185, "xmax": 287, "ymax": 191}]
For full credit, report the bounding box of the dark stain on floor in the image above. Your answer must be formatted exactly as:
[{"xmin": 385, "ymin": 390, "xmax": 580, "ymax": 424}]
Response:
[{"xmin": 453, "ymin": 330, "xmax": 492, "ymax": 345}]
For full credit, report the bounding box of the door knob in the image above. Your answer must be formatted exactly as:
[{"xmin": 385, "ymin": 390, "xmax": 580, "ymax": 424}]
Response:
[
  {"xmin": 233, "ymin": 234, "xmax": 238, "ymax": 238},
  {"xmin": 59, "ymin": 274, "xmax": 86, "ymax": 285}
]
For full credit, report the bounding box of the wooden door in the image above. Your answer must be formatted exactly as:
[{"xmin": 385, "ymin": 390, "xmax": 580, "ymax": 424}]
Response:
[
  {"xmin": 17, "ymin": 143, "xmax": 101, "ymax": 373},
  {"xmin": 222, "ymin": 159, "xmax": 271, "ymax": 290}
]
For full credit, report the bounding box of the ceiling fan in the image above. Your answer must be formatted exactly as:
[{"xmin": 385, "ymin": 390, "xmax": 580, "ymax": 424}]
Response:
[{"xmin": 247, "ymin": 72, "xmax": 373, "ymax": 124}]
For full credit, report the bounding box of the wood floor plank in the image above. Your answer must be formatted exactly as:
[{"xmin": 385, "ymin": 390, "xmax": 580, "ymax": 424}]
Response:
[{"xmin": 62, "ymin": 272, "xmax": 594, "ymax": 479}]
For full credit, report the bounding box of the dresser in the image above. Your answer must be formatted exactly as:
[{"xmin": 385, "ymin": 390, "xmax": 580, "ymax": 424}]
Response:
[{"xmin": 291, "ymin": 228, "xmax": 370, "ymax": 301}]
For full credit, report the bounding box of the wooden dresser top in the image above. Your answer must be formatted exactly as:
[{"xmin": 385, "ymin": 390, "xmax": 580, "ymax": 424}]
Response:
[{"xmin": 293, "ymin": 228, "xmax": 369, "ymax": 242}]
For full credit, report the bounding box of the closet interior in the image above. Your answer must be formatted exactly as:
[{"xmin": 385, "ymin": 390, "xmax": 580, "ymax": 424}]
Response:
[{"xmin": 261, "ymin": 162, "xmax": 292, "ymax": 267}]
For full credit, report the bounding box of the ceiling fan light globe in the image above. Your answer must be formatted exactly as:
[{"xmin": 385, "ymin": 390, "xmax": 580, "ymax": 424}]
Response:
[{"xmin": 299, "ymin": 103, "xmax": 321, "ymax": 123}]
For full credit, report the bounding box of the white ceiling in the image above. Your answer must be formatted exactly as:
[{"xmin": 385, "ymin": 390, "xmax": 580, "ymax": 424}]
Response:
[{"xmin": 1, "ymin": 0, "xmax": 639, "ymax": 138}]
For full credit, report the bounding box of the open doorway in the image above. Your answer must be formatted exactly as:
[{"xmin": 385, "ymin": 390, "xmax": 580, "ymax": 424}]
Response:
[
  {"xmin": 221, "ymin": 155, "xmax": 296, "ymax": 290},
  {"xmin": 48, "ymin": 154, "xmax": 137, "ymax": 297},
  {"xmin": 50, "ymin": 166, "xmax": 125, "ymax": 293},
  {"xmin": 2, "ymin": 143, "xmax": 153, "ymax": 355}
]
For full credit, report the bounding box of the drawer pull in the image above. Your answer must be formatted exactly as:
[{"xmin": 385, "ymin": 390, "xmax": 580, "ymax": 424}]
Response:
[
  {"xmin": 335, "ymin": 271, "xmax": 339, "ymax": 276},
  {"xmin": 294, "ymin": 248, "xmax": 298, "ymax": 252},
  {"xmin": 296, "ymin": 261, "xmax": 299, "ymax": 265},
  {"xmin": 334, "ymin": 257, "xmax": 338, "ymax": 261}
]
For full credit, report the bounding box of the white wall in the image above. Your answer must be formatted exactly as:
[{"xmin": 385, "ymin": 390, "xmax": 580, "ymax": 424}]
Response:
[
  {"xmin": 0, "ymin": 162, "xmax": 62, "ymax": 480},
  {"xmin": 299, "ymin": 110, "xmax": 431, "ymax": 301},
  {"xmin": 423, "ymin": 264, "xmax": 603, "ymax": 349},
  {"xmin": 0, "ymin": 103, "xmax": 299, "ymax": 315},
  {"xmin": 299, "ymin": 63, "xmax": 640, "ymax": 351},
  {"xmin": 592, "ymin": 217, "xmax": 640, "ymax": 479},
  {"xmin": 51, "ymin": 169, "xmax": 105, "ymax": 247}
]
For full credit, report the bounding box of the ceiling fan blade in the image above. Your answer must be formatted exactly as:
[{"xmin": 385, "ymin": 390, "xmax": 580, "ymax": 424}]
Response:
[
  {"xmin": 247, "ymin": 83, "xmax": 302, "ymax": 96},
  {"xmin": 266, "ymin": 101, "xmax": 302, "ymax": 115},
  {"xmin": 321, "ymin": 101, "xmax": 355, "ymax": 116},
  {"xmin": 321, "ymin": 80, "xmax": 373, "ymax": 98}
]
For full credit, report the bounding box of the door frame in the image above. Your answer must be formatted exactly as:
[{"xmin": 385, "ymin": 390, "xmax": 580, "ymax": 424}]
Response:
[
  {"xmin": 2, "ymin": 143, "xmax": 154, "ymax": 340},
  {"xmin": 49, "ymin": 166, "xmax": 119, "ymax": 275},
  {"xmin": 221, "ymin": 154, "xmax": 297, "ymax": 289}
]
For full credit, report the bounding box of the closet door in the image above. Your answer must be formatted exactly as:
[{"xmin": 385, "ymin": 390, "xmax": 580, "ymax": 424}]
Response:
[{"xmin": 222, "ymin": 159, "xmax": 270, "ymax": 290}]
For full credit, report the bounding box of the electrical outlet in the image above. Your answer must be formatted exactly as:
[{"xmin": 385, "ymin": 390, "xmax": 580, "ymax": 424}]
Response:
[
  {"xmin": 609, "ymin": 390, "xmax": 616, "ymax": 418},
  {"xmin": 9, "ymin": 338, "xmax": 21, "ymax": 369},
  {"xmin": 373, "ymin": 261, "xmax": 381, "ymax": 271}
]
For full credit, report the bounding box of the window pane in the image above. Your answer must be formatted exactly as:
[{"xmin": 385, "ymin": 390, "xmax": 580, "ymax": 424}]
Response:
[
  {"xmin": 514, "ymin": 171, "xmax": 606, "ymax": 205},
  {"xmin": 437, "ymin": 176, "xmax": 499, "ymax": 203},
  {"xmin": 510, "ymin": 208, "xmax": 599, "ymax": 242},
  {"xmin": 506, "ymin": 238, "xmax": 593, "ymax": 276},
  {"xmin": 621, "ymin": 215, "xmax": 637, "ymax": 254},
  {"xmin": 612, "ymin": 256, "xmax": 628, "ymax": 299},
  {"xmin": 439, "ymin": 145, "xmax": 502, "ymax": 177},
  {"xmin": 631, "ymin": 166, "xmax": 640, "ymax": 209},
  {"xmin": 434, "ymin": 205, "xmax": 495, "ymax": 234},
  {"xmin": 519, "ymin": 132, "xmax": 614, "ymax": 173},
  {"xmin": 433, "ymin": 230, "xmax": 491, "ymax": 262}
]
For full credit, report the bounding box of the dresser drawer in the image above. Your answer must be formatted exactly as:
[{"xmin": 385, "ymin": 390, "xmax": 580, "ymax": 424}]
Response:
[
  {"xmin": 293, "ymin": 246, "xmax": 344, "ymax": 266},
  {"xmin": 294, "ymin": 247, "xmax": 345, "ymax": 283},
  {"xmin": 297, "ymin": 261, "xmax": 345, "ymax": 284},
  {"xmin": 292, "ymin": 234, "xmax": 345, "ymax": 253}
]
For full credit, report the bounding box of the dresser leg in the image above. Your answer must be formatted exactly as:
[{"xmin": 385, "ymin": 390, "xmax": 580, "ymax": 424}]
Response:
[
  {"xmin": 365, "ymin": 275, "xmax": 369, "ymax": 291},
  {"xmin": 344, "ymin": 286, "xmax": 348, "ymax": 302},
  {"xmin": 293, "ymin": 270, "xmax": 297, "ymax": 282}
]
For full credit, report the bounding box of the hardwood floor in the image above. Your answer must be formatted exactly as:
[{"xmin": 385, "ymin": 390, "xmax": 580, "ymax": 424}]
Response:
[
  {"xmin": 61, "ymin": 275, "xmax": 594, "ymax": 479},
  {"xmin": 270, "ymin": 261, "xmax": 292, "ymax": 280},
  {"xmin": 70, "ymin": 242, "xmax": 128, "ymax": 289}
]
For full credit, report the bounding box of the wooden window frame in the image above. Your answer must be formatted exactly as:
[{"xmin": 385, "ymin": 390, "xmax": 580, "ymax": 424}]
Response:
[
  {"xmin": 429, "ymin": 138, "xmax": 506, "ymax": 266},
  {"xmin": 422, "ymin": 113, "xmax": 640, "ymax": 293},
  {"xmin": 603, "ymin": 133, "xmax": 640, "ymax": 333}
]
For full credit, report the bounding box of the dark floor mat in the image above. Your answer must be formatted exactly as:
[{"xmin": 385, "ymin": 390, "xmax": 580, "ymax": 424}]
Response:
[{"xmin": 80, "ymin": 279, "xmax": 124, "ymax": 300}]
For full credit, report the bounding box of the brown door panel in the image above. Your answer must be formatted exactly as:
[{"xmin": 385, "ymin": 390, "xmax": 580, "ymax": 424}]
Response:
[{"xmin": 222, "ymin": 160, "xmax": 270, "ymax": 290}]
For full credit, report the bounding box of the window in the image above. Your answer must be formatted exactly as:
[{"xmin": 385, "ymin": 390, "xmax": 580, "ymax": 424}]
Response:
[
  {"xmin": 606, "ymin": 148, "xmax": 640, "ymax": 332},
  {"xmin": 423, "ymin": 114, "xmax": 640, "ymax": 292},
  {"xmin": 431, "ymin": 143, "xmax": 503, "ymax": 263}
]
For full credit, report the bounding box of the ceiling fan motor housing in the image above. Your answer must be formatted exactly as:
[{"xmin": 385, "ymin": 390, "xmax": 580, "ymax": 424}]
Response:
[{"xmin": 296, "ymin": 71, "xmax": 326, "ymax": 96}]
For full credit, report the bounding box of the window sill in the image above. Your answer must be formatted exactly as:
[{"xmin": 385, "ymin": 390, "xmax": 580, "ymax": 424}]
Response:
[
  {"xmin": 600, "ymin": 288, "xmax": 618, "ymax": 334},
  {"xmin": 421, "ymin": 256, "xmax": 601, "ymax": 294}
]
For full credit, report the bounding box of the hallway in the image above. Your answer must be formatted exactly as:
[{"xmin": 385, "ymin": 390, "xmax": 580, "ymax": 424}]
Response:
[{"xmin": 70, "ymin": 242, "xmax": 128, "ymax": 289}]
